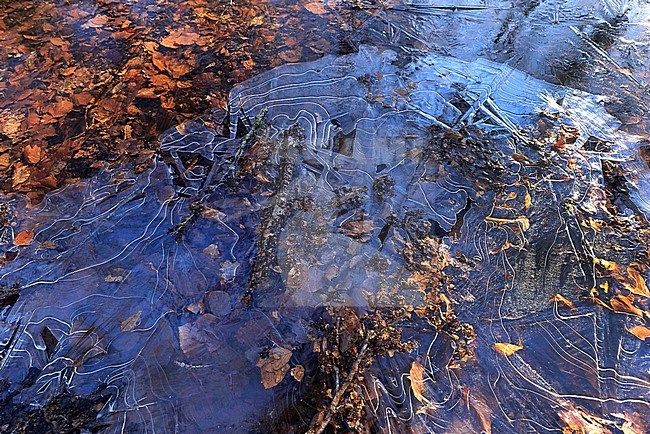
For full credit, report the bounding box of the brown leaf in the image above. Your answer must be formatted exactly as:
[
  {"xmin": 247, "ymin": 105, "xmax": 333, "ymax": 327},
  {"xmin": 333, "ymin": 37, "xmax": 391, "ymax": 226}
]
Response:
[
  {"xmin": 14, "ymin": 230, "xmax": 34, "ymax": 246},
  {"xmin": 467, "ymin": 390, "xmax": 492, "ymax": 434},
  {"xmin": 12, "ymin": 165, "xmax": 30, "ymax": 187},
  {"xmin": 550, "ymin": 294, "xmax": 575, "ymax": 310},
  {"xmin": 51, "ymin": 99, "xmax": 74, "ymax": 118},
  {"xmin": 629, "ymin": 325, "xmax": 650, "ymax": 341},
  {"xmin": 290, "ymin": 365, "xmax": 305, "ymax": 382},
  {"xmin": 0, "ymin": 153, "xmax": 10, "ymax": 170},
  {"xmin": 120, "ymin": 311, "xmax": 142, "ymax": 332},
  {"xmin": 201, "ymin": 243, "xmax": 221, "ymax": 260},
  {"xmin": 256, "ymin": 346, "xmax": 292, "ymax": 389},
  {"xmin": 88, "ymin": 15, "xmax": 109, "ymax": 28},
  {"xmin": 304, "ymin": 2, "xmax": 328, "ymax": 16},
  {"xmin": 278, "ymin": 48, "xmax": 302, "ymax": 63},
  {"xmin": 161, "ymin": 29, "xmax": 200, "ymax": 48},
  {"xmin": 409, "ymin": 360, "xmax": 427, "ymax": 403},
  {"xmin": 23, "ymin": 144, "xmax": 42, "ymax": 164},
  {"xmin": 611, "ymin": 295, "xmax": 643, "ymax": 317},
  {"xmin": 178, "ymin": 314, "xmax": 221, "ymax": 359},
  {"xmin": 341, "ymin": 219, "xmax": 375, "ymax": 242},
  {"xmin": 135, "ymin": 88, "xmax": 158, "ymax": 99},
  {"xmin": 493, "ymin": 342, "xmax": 523, "ymax": 356},
  {"xmin": 72, "ymin": 92, "xmax": 94, "ymax": 106}
]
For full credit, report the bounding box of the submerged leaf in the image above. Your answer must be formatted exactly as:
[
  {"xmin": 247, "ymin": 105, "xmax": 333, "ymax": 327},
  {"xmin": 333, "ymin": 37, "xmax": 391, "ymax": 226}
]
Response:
[
  {"xmin": 493, "ymin": 342, "xmax": 523, "ymax": 356},
  {"xmin": 410, "ymin": 360, "xmax": 427, "ymax": 403},
  {"xmin": 14, "ymin": 230, "xmax": 34, "ymax": 246},
  {"xmin": 120, "ymin": 311, "xmax": 142, "ymax": 332},
  {"xmin": 550, "ymin": 294, "xmax": 575, "ymax": 310},
  {"xmin": 628, "ymin": 325, "xmax": 650, "ymax": 340},
  {"xmin": 256, "ymin": 347, "xmax": 292, "ymax": 389}
]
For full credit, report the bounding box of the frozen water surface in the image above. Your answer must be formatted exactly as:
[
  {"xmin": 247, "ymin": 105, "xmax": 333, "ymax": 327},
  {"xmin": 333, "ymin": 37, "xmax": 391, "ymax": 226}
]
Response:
[{"xmin": 1, "ymin": 1, "xmax": 650, "ymax": 433}]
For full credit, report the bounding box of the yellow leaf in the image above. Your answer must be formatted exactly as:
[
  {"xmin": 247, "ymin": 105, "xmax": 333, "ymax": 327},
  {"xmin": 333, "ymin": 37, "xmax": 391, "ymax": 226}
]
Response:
[
  {"xmin": 409, "ymin": 360, "xmax": 427, "ymax": 402},
  {"xmin": 593, "ymin": 257, "xmax": 618, "ymax": 272},
  {"xmin": 493, "ymin": 342, "xmax": 523, "ymax": 356},
  {"xmin": 485, "ymin": 216, "xmax": 529, "ymax": 231},
  {"xmin": 524, "ymin": 193, "xmax": 532, "ymax": 209},
  {"xmin": 629, "ymin": 325, "xmax": 650, "ymax": 340},
  {"xmin": 550, "ymin": 294, "xmax": 575, "ymax": 310}
]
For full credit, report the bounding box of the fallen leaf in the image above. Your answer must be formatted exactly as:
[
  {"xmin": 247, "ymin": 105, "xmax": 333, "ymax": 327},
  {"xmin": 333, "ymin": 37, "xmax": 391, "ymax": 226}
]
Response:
[
  {"xmin": 485, "ymin": 216, "xmax": 530, "ymax": 231},
  {"xmin": 493, "ymin": 342, "xmax": 523, "ymax": 356},
  {"xmin": 581, "ymin": 217, "xmax": 605, "ymax": 231},
  {"xmin": 593, "ymin": 257, "xmax": 618, "ymax": 272},
  {"xmin": 409, "ymin": 360, "xmax": 427, "ymax": 403},
  {"xmin": 203, "ymin": 244, "xmax": 221, "ymax": 260},
  {"xmin": 290, "ymin": 365, "xmax": 305, "ymax": 382},
  {"xmin": 524, "ymin": 193, "xmax": 532, "ymax": 209},
  {"xmin": 550, "ymin": 294, "xmax": 575, "ymax": 310},
  {"xmin": 0, "ymin": 153, "xmax": 10, "ymax": 170},
  {"xmin": 72, "ymin": 92, "xmax": 93, "ymax": 106},
  {"xmin": 178, "ymin": 314, "xmax": 221, "ymax": 359},
  {"xmin": 14, "ymin": 230, "xmax": 34, "ymax": 246},
  {"xmin": 278, "ymin": 48, "xmax": 302, "ymax": 63},
  {"xmin": 624, "ymin": 266, "xmax": 650, "ymax": 297},
  {"xmin": 51, "ymin": 99, "xmax": 74, "ymax": 118},
  {"xmin": 341, "ymin": 219, "xmax": 374, "ymax": 242},
  {"xmin": 304, "ymin": 2, "xmax": 328, "ymax": 16},
  {"xmin": 120, "ymin": 311, "xmax": 142, "ymax": 332},
  {"xmin": 611, "ymin": 295, "xmax": 643, "ymax": 317},
  {"xmin": 23, "ymin": 144, "xmax": 42, "ymax": 164},
  {"xmin": 12, "ymin": 165, "xmax": 30, "ymax": 187},
  {"xmin": 467, "ymin": 390, "xmax": 492, "ymax": 434},
  {"xmin": 88, "ymin": 15, "xmax": 109, "ymax": 28},
  {"xmin": 161, "ymin": 29, "xmax": 200, "ymax": 48},
  {"xmin": 628, "ymin": 325, "xmax": 650, "ymax": 340},
  {"xmin": 256, "ymin": 346, "xmax": 292, "ymax": 389}
]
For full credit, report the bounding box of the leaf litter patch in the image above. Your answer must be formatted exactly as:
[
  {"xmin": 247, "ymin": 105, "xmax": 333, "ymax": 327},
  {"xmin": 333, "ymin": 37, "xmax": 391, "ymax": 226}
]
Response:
[{"xmin": 0, "ymin": 46, "xmax": 649, "ymax": 432}]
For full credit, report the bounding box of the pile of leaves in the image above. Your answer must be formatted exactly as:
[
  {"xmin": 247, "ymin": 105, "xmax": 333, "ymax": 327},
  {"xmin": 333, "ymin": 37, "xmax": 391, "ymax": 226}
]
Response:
[{"xmin": 0, "ymin": 0, "xmax": 377, "ymax": 203}]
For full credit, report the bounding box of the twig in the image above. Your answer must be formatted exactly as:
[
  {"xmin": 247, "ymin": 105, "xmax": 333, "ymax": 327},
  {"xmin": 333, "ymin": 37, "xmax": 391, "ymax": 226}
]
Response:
[{"xmin": 306, "ymin": 335, "xmax": 370, "ymax": 434}]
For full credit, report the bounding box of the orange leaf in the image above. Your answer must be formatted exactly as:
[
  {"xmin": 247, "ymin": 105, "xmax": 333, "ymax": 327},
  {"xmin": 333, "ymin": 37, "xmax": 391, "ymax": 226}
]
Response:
[
  {"xmin": 304, "ymin": 2, "xmax": 328, "ymax": 16},
  {"xmin": 611, "ymin": 295, "xmax": 643, "ymax": 317},
  {"xmin": 493, "ymin": 342, "xmax": 523, "ymax": 356},
  {"xmin": 51, "ymin": 99, "xmax": 74, "ymax": 118},
  {"xmin": 550, "ymin": 294, "xmax": 575, "ymax": 310},
  {"xmin": 629, "ymin": 325, "xmax": 650, "ymax": 340},
  {"xmin": 120, "ymin": 311, "xmax": 142, "ymax": 332},
  {"xmin": 23, "ymin": 144, "xmax": 42, "ymax": 164},
  {"xmin": 14, "ymin": 230, "xmax": 34, "ymax": 246},
  {"xmin": 624, "ymin": 266, "xmax": 650, "ymax": 297},
  {"xmin": 409, "ymin": 360, "xmax": 427, "ymax": 403}
]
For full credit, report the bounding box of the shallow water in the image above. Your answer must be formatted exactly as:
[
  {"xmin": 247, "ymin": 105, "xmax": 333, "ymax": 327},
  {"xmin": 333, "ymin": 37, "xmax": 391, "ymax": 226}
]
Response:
[{"xmin": 1, "ymin": 1, "xmax": 650, "ymax": 433}]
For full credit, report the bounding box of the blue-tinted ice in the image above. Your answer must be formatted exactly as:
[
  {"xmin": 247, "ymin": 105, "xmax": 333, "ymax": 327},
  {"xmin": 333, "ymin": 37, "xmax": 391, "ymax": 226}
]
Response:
[{"xmin": 1, "ymin": 1, "xmax": 650, "ymax": 433}]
